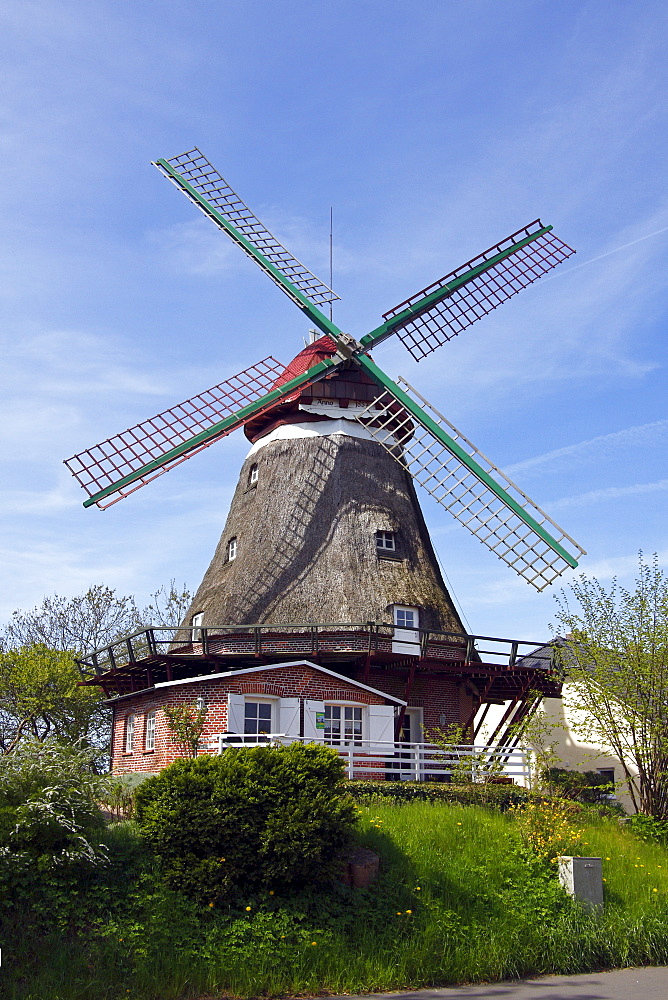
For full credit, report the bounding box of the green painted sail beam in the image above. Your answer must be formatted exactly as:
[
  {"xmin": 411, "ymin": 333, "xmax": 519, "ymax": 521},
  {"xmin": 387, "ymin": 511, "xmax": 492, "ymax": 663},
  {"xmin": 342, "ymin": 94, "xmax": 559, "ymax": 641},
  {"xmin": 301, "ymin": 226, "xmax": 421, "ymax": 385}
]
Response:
[
  {"xmin": 83, "ymin": 358, "xmax": 341, "ymax": 508},
  {"xmin": 359, "ymin": 225, "xmax": 553, "ymax": 351},
  {"xmin": 353, "ymin": 353, "xmax": 579, "ymax": 568},
  {"xmin": 156, "ymin": 159, "xmax": 341, "ymax": 342}
]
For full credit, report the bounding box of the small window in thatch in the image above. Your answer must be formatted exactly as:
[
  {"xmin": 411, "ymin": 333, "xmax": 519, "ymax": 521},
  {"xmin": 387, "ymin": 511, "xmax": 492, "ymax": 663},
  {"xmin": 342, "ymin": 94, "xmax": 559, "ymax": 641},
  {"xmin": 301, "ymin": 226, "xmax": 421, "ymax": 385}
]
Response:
[
  {"xmin": 376, "ymin": 530, "xmax": 396, "ymax": 552},
  {"xmin": 249, "ymin": 464, "xmax": 259, "ymax": 486},
  {"xmin": 191, "ymin": 612, "xmax": 204, "ymax": 640},
  {"xmin": 228, "ymin": 537, "xmax": 237, "ymax": 561}
]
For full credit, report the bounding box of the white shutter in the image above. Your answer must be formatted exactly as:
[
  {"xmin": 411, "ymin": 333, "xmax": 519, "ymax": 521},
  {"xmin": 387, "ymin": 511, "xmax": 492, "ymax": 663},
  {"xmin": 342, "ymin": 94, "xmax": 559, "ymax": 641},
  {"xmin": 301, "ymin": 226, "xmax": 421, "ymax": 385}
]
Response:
[
  {"xmin": 368, "ymin": 704, "xmax": 396, "ymax": 750},
  {"xmin": 303, "ymin": 699, "xmax": 325, "ymax": 741},
  {"xmin": 227, "ymin": 693, "xmax": 245, "ymax": 734},
  {"xmin": 278, "ymin": 697, "xmax": 300, "ymax": 738}
]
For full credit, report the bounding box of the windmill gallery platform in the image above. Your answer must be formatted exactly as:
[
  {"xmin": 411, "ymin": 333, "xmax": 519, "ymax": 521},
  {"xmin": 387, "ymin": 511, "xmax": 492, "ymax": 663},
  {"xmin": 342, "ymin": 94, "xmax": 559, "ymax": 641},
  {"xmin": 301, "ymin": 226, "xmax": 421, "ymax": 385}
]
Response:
[{"xmin": 65, "ymin": 149, "xmax": 585, "ymax": 778}]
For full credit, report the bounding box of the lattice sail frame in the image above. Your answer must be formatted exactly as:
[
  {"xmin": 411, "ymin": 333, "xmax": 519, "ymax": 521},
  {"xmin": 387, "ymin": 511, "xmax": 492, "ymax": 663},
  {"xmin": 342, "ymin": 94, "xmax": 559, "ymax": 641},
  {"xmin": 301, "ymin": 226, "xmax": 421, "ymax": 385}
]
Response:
[
  {"xmin": 382, "ymin": 221, "xmax": 575, "ymax": 361},
  {"xmin": 64, "ymin": 357, "xmax": 285, "ymax": 509},
  {"xmin": 354, "ymin": 377, "xmax": 586, "ymax": 591},
  {"xmin": 155, "ymin": 149, "xmax": 339, "ymax": 309}
]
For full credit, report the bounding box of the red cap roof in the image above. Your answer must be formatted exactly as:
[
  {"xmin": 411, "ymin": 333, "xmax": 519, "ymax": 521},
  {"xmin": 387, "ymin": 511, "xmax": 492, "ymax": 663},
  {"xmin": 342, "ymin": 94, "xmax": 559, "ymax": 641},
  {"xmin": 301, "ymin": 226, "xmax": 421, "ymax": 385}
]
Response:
[{"xmin": 272, "ymin": 335, "xmax": 338, "ymax": 390}]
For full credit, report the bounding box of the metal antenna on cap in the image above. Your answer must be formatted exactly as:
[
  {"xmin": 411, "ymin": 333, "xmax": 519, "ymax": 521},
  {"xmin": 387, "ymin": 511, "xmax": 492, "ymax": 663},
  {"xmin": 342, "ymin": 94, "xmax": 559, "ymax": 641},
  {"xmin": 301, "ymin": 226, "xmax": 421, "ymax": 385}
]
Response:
[{"xmin": 329, "ymin": 206, "xmax": 333, "ymax": 322}]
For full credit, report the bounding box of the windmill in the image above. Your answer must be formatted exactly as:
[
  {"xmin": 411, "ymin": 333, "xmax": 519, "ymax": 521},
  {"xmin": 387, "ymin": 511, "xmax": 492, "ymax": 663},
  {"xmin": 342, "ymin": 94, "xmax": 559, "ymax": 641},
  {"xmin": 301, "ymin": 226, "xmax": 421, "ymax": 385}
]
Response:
[{"xmin": 65, "ymin": 148, "xmax": 585, "ymax": 594}]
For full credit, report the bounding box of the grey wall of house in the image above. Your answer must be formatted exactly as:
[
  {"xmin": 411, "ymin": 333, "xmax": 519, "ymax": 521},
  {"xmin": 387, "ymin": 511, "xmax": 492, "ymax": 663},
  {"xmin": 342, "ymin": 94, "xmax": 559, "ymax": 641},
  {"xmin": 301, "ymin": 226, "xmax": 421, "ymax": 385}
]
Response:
[{"xmin": 182, "ymin": 432, "xmax": 464, "ymax": 632}]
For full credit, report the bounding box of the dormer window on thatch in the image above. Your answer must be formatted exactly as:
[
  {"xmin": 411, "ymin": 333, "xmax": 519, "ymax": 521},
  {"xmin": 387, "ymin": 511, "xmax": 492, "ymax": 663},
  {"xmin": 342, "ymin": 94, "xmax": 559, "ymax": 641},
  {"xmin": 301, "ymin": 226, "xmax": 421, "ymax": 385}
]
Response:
[
  {"xmin": 227, "ymin": 537, "xmax": 237, "ymax": 561},
  {"xmin": 191, "ymin": 612, "xmax": 204, "ymax": 640},
  {"xmin": 376, "ymin": 530, "xmax": 396, "ymax": 552}
]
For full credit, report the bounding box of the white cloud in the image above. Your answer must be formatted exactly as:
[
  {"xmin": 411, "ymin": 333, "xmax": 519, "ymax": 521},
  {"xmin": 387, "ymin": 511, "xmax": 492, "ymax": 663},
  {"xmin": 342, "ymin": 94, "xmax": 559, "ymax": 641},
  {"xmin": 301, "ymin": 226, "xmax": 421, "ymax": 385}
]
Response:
[
  {"xmin": 549, "ymin": 479, "xmax": 668, "ymax": 511},
  {"xmin": 506, "ymin": 421, "xmax": 668, "ymax": 477}
]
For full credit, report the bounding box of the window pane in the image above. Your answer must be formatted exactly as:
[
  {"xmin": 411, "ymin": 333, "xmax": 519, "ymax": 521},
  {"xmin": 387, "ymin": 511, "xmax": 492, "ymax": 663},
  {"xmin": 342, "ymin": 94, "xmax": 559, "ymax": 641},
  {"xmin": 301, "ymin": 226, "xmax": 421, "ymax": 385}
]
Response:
[{"xmin": 244, "ymin": 701, "xmax": 272, "ymax": 735}]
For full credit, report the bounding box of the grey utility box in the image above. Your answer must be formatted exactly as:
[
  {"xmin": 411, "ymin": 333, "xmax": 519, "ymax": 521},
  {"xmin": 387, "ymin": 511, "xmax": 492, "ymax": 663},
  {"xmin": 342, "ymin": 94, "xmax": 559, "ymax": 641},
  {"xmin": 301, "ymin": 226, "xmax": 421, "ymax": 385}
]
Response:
[{"xmin": 558, "ymin": 856, "xmax": 603, "ymax": 909}]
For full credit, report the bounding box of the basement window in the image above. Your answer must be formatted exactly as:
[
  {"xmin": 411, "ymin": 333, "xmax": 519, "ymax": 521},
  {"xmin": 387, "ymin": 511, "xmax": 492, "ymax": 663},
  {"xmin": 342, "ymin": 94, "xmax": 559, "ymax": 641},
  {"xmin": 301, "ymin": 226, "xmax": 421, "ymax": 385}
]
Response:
[
  {"xmin": 227, "ymin": 537, "xmax": 237, "ymax": 561},
  {"xmin": 376, "ymin": 530, "xmax": 396, "ymax": 552}
]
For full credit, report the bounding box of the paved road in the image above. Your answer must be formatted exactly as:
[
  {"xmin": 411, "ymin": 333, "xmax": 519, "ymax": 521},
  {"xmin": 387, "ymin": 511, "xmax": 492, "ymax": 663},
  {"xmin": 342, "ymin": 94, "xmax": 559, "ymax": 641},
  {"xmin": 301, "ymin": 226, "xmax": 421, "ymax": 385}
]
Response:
[{"xmin": 328, "ymin": 966, "xmax": 668, "ymax": 1000}]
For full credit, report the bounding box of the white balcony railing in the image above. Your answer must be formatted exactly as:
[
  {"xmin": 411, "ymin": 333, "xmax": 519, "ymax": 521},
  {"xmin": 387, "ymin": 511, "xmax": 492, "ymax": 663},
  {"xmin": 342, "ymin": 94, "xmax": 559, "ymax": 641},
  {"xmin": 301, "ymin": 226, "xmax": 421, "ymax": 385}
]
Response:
[{"xmin": 210, "ymin": 733, "xmax": 529, "ymax": 784}]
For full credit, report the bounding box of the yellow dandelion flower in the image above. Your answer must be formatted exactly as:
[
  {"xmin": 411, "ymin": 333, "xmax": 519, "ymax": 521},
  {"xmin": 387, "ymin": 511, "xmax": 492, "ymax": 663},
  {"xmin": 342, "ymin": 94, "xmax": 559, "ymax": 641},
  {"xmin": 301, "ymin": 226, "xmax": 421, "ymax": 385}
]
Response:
[
  {"xmin": 269, "ymin": 890, "xmax": 275, "ymax": 895},
  {"xmin": 653, "ymin": 889, "xmax": 658, "ymax": 893},
  {"xmin": 406, "ymin": 909, "xmax": 412, "ymax": 914},
  {"xmin": 311, "ymin": 941, "xmax": 317, "ymax": 946},
  {"xmin": 606, "ymin": 857, "xmax": 611, "ymax": 861},
  {"xmin": 209, "ymin": 902, "xmax": 214, "ymax": 908},
  {"xmin": 246, "ymin": 906, "xmax": 252, "ymax": 911},
  {"xmin": 602, "ymin": 878, "xmax": 607, "ymax": 882},
  {"xmin": 397, "ymin": 911, "xmax": 402, "ymax": 916},
  {"xmin": 415, "ymin": 887, "xmax": 421, "ymax": 891}
]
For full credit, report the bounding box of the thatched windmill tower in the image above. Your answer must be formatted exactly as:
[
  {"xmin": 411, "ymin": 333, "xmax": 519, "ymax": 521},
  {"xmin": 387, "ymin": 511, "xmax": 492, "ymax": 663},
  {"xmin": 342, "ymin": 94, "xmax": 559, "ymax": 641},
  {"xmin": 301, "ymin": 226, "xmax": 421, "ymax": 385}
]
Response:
[
  {"xmin": 184, "ymin": 336, "xmax": 464, "ymax": 635},
  {"xmin": 66, "ymin": 150, "xmax": 584, "ymax": 774}
]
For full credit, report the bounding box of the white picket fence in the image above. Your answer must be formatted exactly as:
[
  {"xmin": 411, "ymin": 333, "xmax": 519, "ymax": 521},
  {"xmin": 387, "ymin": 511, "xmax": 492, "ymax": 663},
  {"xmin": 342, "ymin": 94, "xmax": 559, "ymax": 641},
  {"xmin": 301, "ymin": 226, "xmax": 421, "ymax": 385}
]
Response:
[{"xmin": 211, "ymin": 733, "xmax": 529, "ymax": 784}]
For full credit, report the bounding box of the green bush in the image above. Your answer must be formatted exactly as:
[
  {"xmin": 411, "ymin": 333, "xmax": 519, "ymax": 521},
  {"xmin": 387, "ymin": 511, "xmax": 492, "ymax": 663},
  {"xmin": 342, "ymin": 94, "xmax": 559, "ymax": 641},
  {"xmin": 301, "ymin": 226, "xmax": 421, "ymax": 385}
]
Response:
[
  {"xmin": 626, "ymin": 813, "xmax": 668, "ymax": 845},
  {"xmin": 346, "ymin": 779, "xmax": 529, "ymax": 810},
  {"xmin": 541, "ymin": 767, "xmax": 615, "ymax": 804},
  {"xmin": 0, "ymin": 738, "xmax": 108, "ymax": 866},
  {"xmin": 134, "ymin": 742, "xmax": 357, "ymax": 902}
]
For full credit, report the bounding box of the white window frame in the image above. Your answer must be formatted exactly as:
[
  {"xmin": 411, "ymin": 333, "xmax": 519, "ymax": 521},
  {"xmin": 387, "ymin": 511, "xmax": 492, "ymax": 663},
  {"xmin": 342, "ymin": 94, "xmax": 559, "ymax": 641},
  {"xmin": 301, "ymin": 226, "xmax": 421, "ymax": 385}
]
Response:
[
  {"xmin": 241, "ymin": 694, "xmax": 278, "ymax": 738},
  {"xmin": 191, "ymin": 612, "xmax": 204, "ymax": 641},
  {"xmin": 392, "ymin": 605, "xmax": 420, "ymax": 654},
  {"xmin": 124, "ymin": 713, "xmax": 135, "ymax": 754},
  {"xmin": 249, "ymin": 463, "xmax": 259, "ymax": 485},
  {"xmin": 145, "ymin": 710, "xmax": 156, "ymax": 752},
  {"xmin": 323, "ymin": 702, "xmax": 364, "ymax": 746},
  {"xmin": 228, "ymin": 537, "xmax": 237, "ymax": 561},
  {"xmin": 376, "ymin": 530, "xmax": 396, "ymax": 552}
]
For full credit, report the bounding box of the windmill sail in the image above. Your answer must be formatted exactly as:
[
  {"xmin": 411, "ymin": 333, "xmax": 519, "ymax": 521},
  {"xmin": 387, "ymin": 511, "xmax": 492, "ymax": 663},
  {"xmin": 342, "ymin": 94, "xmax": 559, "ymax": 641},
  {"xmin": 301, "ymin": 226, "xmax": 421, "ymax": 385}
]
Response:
[
  {"xmin": 377, "ymin": 221, "xmax": 574, "ymax": 361},
  {"xmin": 354, "ymin": 373, "xmax": 585, "ymax": 591},
  {"xmin": 65, "ymin": 357, "xmax": 284, "ymax": 508},
  {"xmin": 155, "ymin": 149, "xmax": 339, "ymax": 310},
  {"xmin": 64, "ymin": 356, "xmax": 343, "ymax": 509}
]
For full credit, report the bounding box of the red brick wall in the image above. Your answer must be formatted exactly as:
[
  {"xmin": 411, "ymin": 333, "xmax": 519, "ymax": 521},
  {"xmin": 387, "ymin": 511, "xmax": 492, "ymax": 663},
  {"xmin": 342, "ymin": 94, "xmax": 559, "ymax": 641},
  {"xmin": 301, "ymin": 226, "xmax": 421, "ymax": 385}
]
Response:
[
  {"xmin": 365, "ymin": 668, "xmax": 471, "ymax": 735},
  {"xmin": 111, "ymin": 663, "xmax": 388, "ymax": 774}
]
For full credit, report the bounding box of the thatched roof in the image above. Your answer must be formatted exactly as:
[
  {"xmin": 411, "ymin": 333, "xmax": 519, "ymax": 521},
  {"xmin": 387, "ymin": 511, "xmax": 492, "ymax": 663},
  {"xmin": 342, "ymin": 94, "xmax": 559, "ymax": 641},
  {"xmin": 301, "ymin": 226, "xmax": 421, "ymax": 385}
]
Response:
[{"xmin": 183, "ymin": 429, "xmax": 465, "ymax": 633}]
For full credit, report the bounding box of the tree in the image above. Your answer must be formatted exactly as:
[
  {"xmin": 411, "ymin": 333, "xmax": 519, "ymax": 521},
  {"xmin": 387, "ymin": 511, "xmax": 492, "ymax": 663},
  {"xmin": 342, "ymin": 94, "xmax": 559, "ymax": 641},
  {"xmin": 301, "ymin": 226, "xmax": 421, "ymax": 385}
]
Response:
[
  {"xmin": 163, "ymin": 702, "xmax": 208, "ymax": 757},
  {"xmin": 3, "ymin": 585, "xmax": 144, "ymax": 653},
  {"xmin": 0, "ymin": 644, "xmax": 105, "ymax": 757},
  {"xmin": 554, "ymin": 553, "xmax": 668, "ymax": 819},
  {"xmin": 0, "ymin": 582, "xmax": 191, "ymax": 763},
  {"xmin": 142, "ymin": 580, "xmax": 192, "ymax": 635}
]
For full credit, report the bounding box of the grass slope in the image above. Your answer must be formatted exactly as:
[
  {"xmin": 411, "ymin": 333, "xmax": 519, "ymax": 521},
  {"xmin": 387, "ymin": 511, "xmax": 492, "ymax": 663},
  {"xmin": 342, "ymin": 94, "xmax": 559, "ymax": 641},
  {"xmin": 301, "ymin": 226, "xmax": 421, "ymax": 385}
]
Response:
[{"xmin": 4, "ymin": 801, "xmax": 668, "ymax": 999}]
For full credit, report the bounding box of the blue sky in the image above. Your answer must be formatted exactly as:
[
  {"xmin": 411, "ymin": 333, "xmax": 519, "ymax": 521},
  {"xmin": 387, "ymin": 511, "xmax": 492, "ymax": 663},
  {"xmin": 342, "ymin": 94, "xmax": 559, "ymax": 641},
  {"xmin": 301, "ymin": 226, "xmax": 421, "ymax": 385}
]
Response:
[{"xmin": 1, "ymin": 0, "xmax": 667, "ymax": 644}]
